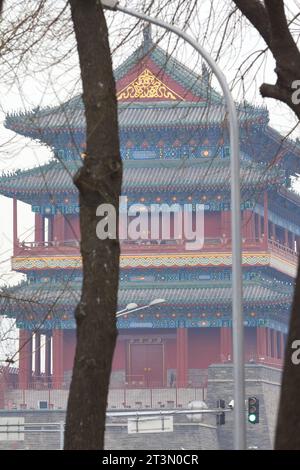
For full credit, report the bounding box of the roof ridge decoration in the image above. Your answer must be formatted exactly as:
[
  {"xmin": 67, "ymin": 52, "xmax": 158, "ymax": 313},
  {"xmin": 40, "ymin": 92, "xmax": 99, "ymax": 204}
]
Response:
[
  {"xmin": 4, "ymin": 33, "xmax": 272, "ymax": 141},
  {"xmin": 142, "ymin": 24, "xmax": 153, "ymax": 55},
  {"xmin": 114, "ymin": 41, "xmax": 222, "ymax": 104},
  {"xmin": 117, "ymin": 68, "xmax": 185, "ymax": 102}
]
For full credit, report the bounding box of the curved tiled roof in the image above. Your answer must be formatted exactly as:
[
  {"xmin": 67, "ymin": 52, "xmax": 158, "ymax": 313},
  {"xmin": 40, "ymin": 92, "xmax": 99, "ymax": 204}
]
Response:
[
  {"xmin": 5, "ymin": 101, "xmax": 268, "ymax": 138},
  {"xmin": 0, "ymin": 276, "xmax": 293, "ymax": 321},
  {"xmin": 0, "ymin": 158, "xmax": 285, "ymax": 202},
  {"xmin": 4, "ymin": 41, "xmax": 269, "ymax": 140}
]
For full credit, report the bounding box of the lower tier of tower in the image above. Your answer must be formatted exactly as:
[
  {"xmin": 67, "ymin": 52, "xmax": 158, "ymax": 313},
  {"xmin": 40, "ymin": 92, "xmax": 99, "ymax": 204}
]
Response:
[{"xmin": 14, "ymin": 326, "xmax": 285, "ymax": 391}]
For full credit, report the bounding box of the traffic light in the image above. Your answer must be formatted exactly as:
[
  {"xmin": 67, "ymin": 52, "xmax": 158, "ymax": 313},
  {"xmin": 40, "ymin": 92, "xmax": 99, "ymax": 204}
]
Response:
[
  {"xmin": 248, "ymin": 397, "xmax": 259, "ymax": 424},
  {"xmin": 216, "ymin": 399, "xmax": 226, "ymax": 425}
]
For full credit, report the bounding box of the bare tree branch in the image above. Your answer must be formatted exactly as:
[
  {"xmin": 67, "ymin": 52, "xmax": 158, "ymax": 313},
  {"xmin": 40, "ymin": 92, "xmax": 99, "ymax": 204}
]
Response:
[
  {"xmin": 234, "ymin": 1, "xmax": 300, "ymax": 116},
  {"xmin": 232, "ymin": 0, "xmax": 271, "ymax": 47}
]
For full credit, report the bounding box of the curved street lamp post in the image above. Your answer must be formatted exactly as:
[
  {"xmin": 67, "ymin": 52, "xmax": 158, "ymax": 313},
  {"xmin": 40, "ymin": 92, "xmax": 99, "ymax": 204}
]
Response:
[
  {"xmin": 116, "ymin": 298, "xmax": 166, "ymax": 318},
  {"xmin": 101, "ymin": 0, "xmax": 245, "ymax": 450}
]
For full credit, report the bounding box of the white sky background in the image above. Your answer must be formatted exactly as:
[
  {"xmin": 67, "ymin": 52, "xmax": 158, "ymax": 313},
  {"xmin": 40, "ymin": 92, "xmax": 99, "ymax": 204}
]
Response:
[{"xmin": 0, "ymin": 0, "xmax": 300, "ymax": 359}]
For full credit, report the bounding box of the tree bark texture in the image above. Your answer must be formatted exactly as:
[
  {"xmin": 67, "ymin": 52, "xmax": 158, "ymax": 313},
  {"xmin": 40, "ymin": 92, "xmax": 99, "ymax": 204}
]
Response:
[
  {"xmin": 64, "ymin": 0, "xmax": 122, "ymax": 449},
  {"xmin": 233, "ymin": 0, "xmax": 300, "ymax": 449}
]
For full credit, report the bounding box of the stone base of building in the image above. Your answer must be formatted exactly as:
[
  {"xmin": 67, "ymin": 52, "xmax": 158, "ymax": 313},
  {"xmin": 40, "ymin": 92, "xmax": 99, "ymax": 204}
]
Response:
[{"xmin": 0, "ymin": 364, "xmax": 282, "ymax": 450}]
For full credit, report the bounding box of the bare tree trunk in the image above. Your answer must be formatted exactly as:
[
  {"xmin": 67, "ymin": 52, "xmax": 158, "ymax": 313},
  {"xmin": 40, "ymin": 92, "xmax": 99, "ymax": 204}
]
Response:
[
  {"xmin": 275, "ymin": 264, "xmax": 300, "ymax": 448},
  {"xmin": 233, "ymin": 0, "xmax": 300, "ymax": 449},
  {"xmin": 64, "ymin": 0, "xmax": 122, "ymax": 450}
]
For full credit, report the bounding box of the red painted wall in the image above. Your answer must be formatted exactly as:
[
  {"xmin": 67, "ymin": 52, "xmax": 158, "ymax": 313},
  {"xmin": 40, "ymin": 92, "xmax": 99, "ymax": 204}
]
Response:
[
  {"xmin": 62, "ymin": 333, "xmax": 127, "ymax": 374},
  {"xmin": 63, "ymin": 330, "xmax": 76, "ymax": 373},
  {"xmin": 245, "ymin": 327, "xmax": 257, "ymax": 360},
  {"xmin": 64, "ymin": 215, "xmax": 80, "ymax": 241},
  {"xmin": 242, "ymin": 210, "xmax": 255, "ymax": 240},
  {"xmin": 188, "ymin": 328, "xmax": 221, "ymax": 368},
  {"xmin": 112, "ymin": 339, "xmax": 126, "ymax": 370},
  {"xmin": 221, "ymin": 211, "xmax": 231, "ymax": 237},
  {"xmin": 165, "ymin": 338, "xmax": 177, "ymax": 369},
  {"xmin": 62, "ymin": 327, "xmax": 259, "ymax": 377},
  {"xmin": 204, "ymin": 212, "xmax": 221, "ymax": 238}
]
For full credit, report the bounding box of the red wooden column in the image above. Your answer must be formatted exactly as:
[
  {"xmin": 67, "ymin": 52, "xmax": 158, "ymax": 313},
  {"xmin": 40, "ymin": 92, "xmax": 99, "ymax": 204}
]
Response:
[
  {"xmin": 13, "ymin": 198, "xmax": 18, "ymax": 253},
  {"xmin": 256, "ymin": 327, "xmax": 267, "ymax": 360},
  {"xmin": 257, "ymin": 214, "xmax": 262, "ymax": 241},
  {"xmin": 220, "ymin": 211, "xmax": 231, "ymax": 244},
  {"xmin": 266, "ymin": 328, "xmax": 272, "ymax": 357},
  {"xmin": 176, "ymin": 328, "xmax": 188, "ymax": 387},
  {"xmin": 284, "ymin": 229, "xmax": 289, "ymax": 247},
  {"xmin": 271, "ymin": 223, "xmax": 276, "ymax": 240},
  {"xmin": 280, "ymin": 333, "xmax": 285, "ymax": 359},
  {"xmin": 34, "ymin": 332, "xmax": 41, "ymax": 376},
  {"xmin": 52, "ymin": 330, "xmax": 64, "ymax": 388},
  {"xmin": 220, "ymin": 327, "xmax": 232, "ymax": 362},
  {"xmin": 45, "ymin": 333, "xmax": 52, "ymax": 383},
  {"xmin": 53, "ymin": 213, "xmax": 65, "ymax": 242},
  {"xmin": 19, "ymin": 330, "xmax": 32, "ymax": 389},
  {"xmin": 35, "ymin": 214, "xmax": 44, "ymax": 243},
  {"xmin": 273, "ymin": 330, "xmax": 278, "ymax": 359},
  {"xmin": 242, "ymin": 210, "xmax": 255, "ymax": 241},
  {"xmin": 263, "ymin": 192, "xmax": 269, "ymax": 248}
]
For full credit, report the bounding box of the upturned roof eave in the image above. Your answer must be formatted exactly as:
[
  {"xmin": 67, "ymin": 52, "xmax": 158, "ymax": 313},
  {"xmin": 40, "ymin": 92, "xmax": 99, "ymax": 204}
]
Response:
[
  {"xmin": 0, "ymin": 167, "xmax": 285, "ymax": 205},
  {"xmin": 4, "ymin": 40, "xmax": 269, "ymax": 137},
  {"xmin": 0, "ymin": 277, "xmax": 293, "ymax": 320}
]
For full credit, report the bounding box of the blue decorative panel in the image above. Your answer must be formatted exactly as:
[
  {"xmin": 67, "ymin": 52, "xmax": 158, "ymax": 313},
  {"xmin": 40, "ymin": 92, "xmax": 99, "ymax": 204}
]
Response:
[{"xmin": 132, "ymin": 150, "xmax": 156, "ymax": 159}]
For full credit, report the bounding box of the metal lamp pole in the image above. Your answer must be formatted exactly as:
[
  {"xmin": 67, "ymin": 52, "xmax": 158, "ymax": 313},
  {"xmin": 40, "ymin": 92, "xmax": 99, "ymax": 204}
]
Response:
[
  {"xmin": 101, "ymin": 0, "xmax": 245, "ymax": 450},
  {"xmin": 116, "ymin": 299, "xmax": 166, "ymax": 318}
]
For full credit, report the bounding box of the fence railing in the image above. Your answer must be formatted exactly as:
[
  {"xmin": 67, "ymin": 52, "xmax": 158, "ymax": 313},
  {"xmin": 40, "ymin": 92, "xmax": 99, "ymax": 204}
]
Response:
[
  {"xmin": 267, "ymin": 238, "xmax": 298, "ymax": 262},
  {"xmin": 2, "ymin": 386, "xmax": 207, "ymax": 411},
  {"xmin": 14, "ymin": 237, "xmax": 299, "ymax": 261},
  {"xmin": 0, "ymin": 421, "xmax": 64, "ymax": 450}
]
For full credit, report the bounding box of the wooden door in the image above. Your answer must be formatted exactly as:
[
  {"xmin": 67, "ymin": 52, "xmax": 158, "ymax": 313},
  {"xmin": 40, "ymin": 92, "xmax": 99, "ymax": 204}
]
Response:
[{"xmin": 128, "ymin": 342, "xmax": 164, "ymax": 387}]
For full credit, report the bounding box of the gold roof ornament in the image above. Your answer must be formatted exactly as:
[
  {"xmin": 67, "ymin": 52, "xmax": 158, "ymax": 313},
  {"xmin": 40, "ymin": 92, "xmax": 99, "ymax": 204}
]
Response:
[{"xmin": 117, "ymin": 68, "xmax": 184, "ymax": 101}]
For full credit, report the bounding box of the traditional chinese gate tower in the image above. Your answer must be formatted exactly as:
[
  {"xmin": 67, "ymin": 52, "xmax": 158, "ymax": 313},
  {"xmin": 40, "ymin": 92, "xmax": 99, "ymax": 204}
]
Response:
[{"xmin": 0, "ymin": 30, "xmax": 299, "ymax": 392}]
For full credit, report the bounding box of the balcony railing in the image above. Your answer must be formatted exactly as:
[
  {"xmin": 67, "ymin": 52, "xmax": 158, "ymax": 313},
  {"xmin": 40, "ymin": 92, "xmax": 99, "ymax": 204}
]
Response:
[
  {"xmin": 16, "ymin": 239, "xmax": 80, "ymax": 249},
  {"xmin": 14, "ymin": 239, "xmax": 80, "ymax": 256},
  {"xmin": 267, "ymin": 238, "xmax": 298, "ymax": 262},
  {"xmin": 13, "ymin": 237, "xmax": 299, "ymax": 263}
]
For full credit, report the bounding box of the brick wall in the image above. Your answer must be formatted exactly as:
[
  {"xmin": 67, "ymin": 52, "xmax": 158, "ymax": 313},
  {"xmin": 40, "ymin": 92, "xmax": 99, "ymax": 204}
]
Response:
[
  {"xmin": 206, "ymin": 364, "xmax": 282, "ymax": 449},
  {"xmin": 0, "ymin": 410, "xmax": 219, "ymax": 450}
]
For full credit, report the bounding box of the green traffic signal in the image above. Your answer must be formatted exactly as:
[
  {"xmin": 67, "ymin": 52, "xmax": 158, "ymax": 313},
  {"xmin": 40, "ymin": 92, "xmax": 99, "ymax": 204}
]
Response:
[
  {"xmin": 248, "ymin": 413, "xmax": 257, "ymax": 423},
  {"xmin": 248, "ymin": 397, "xmax": 259, "ymax": 424}
]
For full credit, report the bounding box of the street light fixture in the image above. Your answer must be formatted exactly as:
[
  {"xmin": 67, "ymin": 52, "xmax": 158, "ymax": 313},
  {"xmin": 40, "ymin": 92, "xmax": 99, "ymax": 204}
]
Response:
[
  {"xmin": 116, "ymin": 298, "xmax": 166, "ymax": 318},
  {"xmin": 149, "ymin": 298, "xmax": 166, "ymax": 306},
  {"xmin": 116, "ymin": 303, "xmax": 138, "ymax": 315},
  {"xmin": 101, "ymin": 0, "xmax": 245, "ymax": 450}
]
